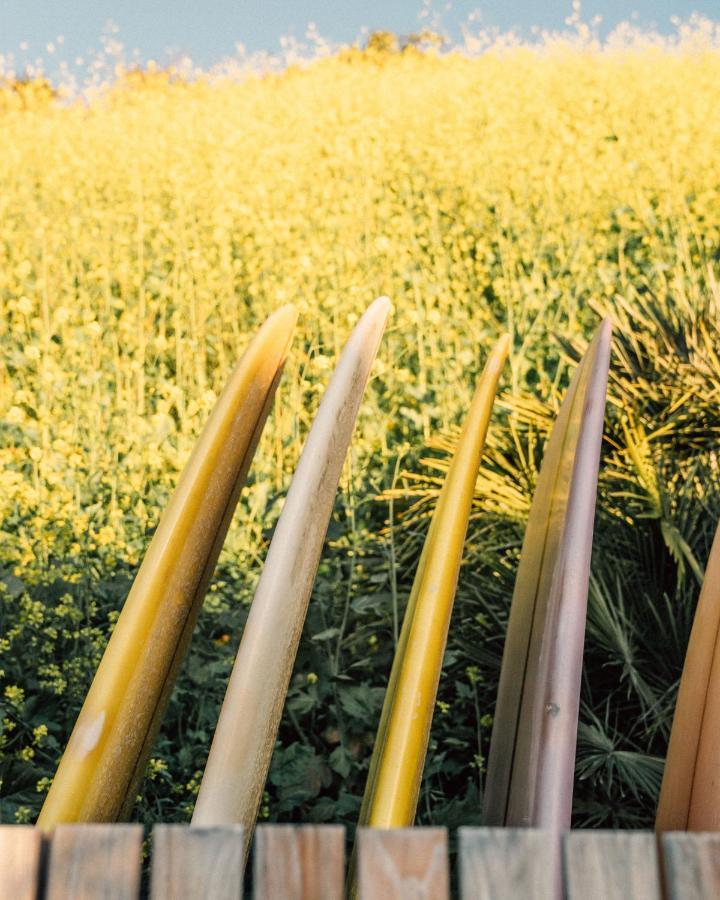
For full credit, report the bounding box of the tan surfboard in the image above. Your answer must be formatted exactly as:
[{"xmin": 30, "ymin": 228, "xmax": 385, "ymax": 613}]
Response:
[
  {"xmin": 657, "ymin": 521, "xmax": 720, "ymax": 831},
  {"xmin": 37, "ymin": 306, "xmax": 297, "ymax": 829},
  {"xmin": 482, "ymin": 318, "xmax": 612, "ymax": 831},
  {"xmin": 191, "ymin": 297, "xmax": 391, "ymax": 852}
]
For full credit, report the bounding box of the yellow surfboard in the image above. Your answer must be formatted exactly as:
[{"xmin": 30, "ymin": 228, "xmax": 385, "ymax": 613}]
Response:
[
  {"xmin": 191, "ymin": 297, "xmax": 390, "ymax": 855},
  {"xmin": 37, "ymin": 306, "xmax": 297, "ymax": 829},
  {"xmin": 357, "ymin": 335, "xmax": 510, "ymax": 831},
  {"xmin": 483, "ymin": 318, "xmax": 611, "ymax": 831}
]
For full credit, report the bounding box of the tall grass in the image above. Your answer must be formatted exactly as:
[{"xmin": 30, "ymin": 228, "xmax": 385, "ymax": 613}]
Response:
[{"xmin": 1, "ymin": 22, "xmax": 720, "ymax": 828}]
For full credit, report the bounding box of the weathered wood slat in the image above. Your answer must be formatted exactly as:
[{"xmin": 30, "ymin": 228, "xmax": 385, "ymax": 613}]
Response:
[
  {"xmin": 150, "ymin": 825, "xmax": 244, "ymax": 900},
  {"xmin": 45, "ymin": 824, "xmax": 142, "ymax": 900},
  {"xmin": 459, "ymin": 828, "xmax": 556, "ymax": 899},
  {"xmin": 253, "ymin": 825, "xmax": 344, "ymax": 899},
  {"xmin": 0, "ymin": 826, "xmax": 43, "ymax": 900},
  {"xmin": 356, "ymin": 827, "xmax": 449, "ymax": 899},
  {"xmin": 662, "ymin": 832, "xmax": 720, "ymax": 900},
  {"xmin": 564, "ymin": 831, "xmax": 661, "ymax": 900}
]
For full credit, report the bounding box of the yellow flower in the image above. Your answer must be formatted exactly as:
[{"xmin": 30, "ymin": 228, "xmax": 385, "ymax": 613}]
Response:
[
  {"xmin": 5, "ymin": 406, "xmax": 24, "ymax": 425},
  {"xmin": 95, "ymin": 526, "xmax": 116, "ymax": 546},
  {"xmin": 4, "ymin": 685, "xmax": 25, "ymax": 708},
  {"xmin": 16, "ymin": 295, "xmax": 33, "ymax": 315}
]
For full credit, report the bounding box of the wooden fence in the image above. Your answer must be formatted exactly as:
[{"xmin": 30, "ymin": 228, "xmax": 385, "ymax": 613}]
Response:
[{"xmin": 1, "ymin": 824, "xmax": 718, "ymax": 899}]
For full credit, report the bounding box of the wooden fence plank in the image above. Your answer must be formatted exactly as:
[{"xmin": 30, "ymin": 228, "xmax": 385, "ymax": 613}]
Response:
[
  {"xmin": 564, "ymin": 831, "xmax": 661, "ymax": 900},
  {"xmin": 150, "ymin": 825, "xmax": 244, "ymax": 900},
  {"xmin": 0, "ymin": 826, "xmax": 43, "ymax": 900},
  {"xmin": 459, "ymin": 828, "xmax": 556, "ymax": 900},
  {"xmin": 662, "ymin": 832, "xmax": 720, "ymax": 900},
  {"xmin": 45, "ymin": 824, "xmax": 142, "ymax": 900},
  {"xmin": 357, "ymin": 828, "xmax": 449, "ymax": 899},
  {"xmin": 253, "ymin": 825, "xmax": 344, "ymax": 900}
]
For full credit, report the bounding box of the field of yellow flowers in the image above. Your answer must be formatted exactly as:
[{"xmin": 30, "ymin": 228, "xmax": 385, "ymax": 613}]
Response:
[{"xmin": 2, "ymin": 28, "xmax": 720, "ymax": 828}]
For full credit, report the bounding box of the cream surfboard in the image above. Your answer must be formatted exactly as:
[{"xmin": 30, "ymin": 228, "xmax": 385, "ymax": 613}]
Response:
[
  {"xmin": 482, "ymin": 318, "xmax": 611, "ymax": 832},
  {"xmin": 191, "ymin": 297, "xmax": 390, "ymax": 852},
  {"xmin": 37, "ymin": 306, "xmax": 297, "ymax": 829}
]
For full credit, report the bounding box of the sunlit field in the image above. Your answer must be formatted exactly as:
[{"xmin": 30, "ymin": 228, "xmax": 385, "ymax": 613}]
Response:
[{"xmin": 2, "ymin": 21, "xmax": 720, "ymax": 828}]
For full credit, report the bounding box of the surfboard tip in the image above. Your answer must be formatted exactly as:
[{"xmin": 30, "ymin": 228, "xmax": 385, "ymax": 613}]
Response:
[
  {"xmin": 349, "ymin": 296, "xmax": 392, "ymax": 347},
  {"xmin": 368, "ymin": 294, "xmax": 392, "ymax": 321},
  {"xmin": 268, "ymin": 302, "xmax": 299, "ymax": 332},
  {"xmin": 260, "ymin": 304, "xmax": 298, "ymax": 361},
  {"xmin": 496, "ymin": 332, "xmax": 512, "ymax": 357},
  {"xmin": 592, "ymin": 316, "xmax": 613, "ymax": 364}
]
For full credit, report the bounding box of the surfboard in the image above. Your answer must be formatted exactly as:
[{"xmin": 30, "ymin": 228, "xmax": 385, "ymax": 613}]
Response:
[
  {"xmin": 656, "ymin": 521, "xmax": 720, "ymax": 831},
  {"xmin": 482, "ymin": 318, "xmax": 611, "ymax": 831},
  {"xmin": 191, "ymin": 297, "xmax": 390, "ymax": 853},
  {"xmin": 357, "ymin": 334, "xmax": 510, "ymax": 831},
  {"xmin": 37, "ymin": 305, "xmax": 297, "ymax": 829}
]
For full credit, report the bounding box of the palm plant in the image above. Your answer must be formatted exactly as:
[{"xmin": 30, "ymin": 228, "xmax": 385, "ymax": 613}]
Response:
[{"xmin": 385, "ymin": 275, "xmax": 720, "ymax": 828}]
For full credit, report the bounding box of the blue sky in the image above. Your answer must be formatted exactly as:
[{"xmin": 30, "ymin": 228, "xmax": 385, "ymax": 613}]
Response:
[{"xmin": 1, "ymin": 2, "xmax": 717, "ymax": 69}]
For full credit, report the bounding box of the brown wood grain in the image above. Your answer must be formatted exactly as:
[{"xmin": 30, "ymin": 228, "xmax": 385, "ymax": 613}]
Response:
[
  {"xmin": 662, "ymin": 832, "xmax": 720, "ymax": 900},
  {"xmin": 253, "ymin": 825, "xmax": 344, "ymax": 899},
  {"xmin": 0, "ymin": 826, "xmax": 43, "ymax": 900},
  {"xmin": 459, "ymin": 827, "xmax": 557, "ymax": 899},
  {"xmin": 564, "ymin": 831, "xmax": 661, "ymax": 900},
  {"xmin": 45, "ymin": 824, "xmax": 142, "ymax": 900},
  {"xmin": 357, "ymin": 828, "xmax": 449, "ymax": 899},
  {"xmin": 150, "ymin": 825, "xmax": 244, "ymax": 899}
]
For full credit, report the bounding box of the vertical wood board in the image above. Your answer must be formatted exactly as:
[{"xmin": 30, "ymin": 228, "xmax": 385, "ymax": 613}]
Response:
[
  {"xmin": 662, "ymin": 832, "xmax": 720, "ymax": 900},
  {"xmin": 151, "ymin": 825, "xmax": 244, "ymax": 900},
  {"xmin": 459, "ymin": 828, "xmax": 557, "ymax": 900},
  {"xmin": 564, "ymin": 831, "xmax": 661, "ymax": 900},
  {"xmin": 45, "ymin": 824, "xmax": 142, "ymax": 900},
  {"xmin": 0, "ymin": 826, "xmax": 43, "ymax": 900},
  {"xmin": 357, "ymin": 828, "xmax": 449, "ymax": 899},
  {"xmin": 253, "ymin": 825, "xmax": 344, "ymax": 899}
]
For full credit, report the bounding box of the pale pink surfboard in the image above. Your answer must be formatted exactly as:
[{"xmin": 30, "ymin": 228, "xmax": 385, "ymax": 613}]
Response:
[{"xmin": 483, "ymin": 319, "xmax": 612, "ymax": 833}]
